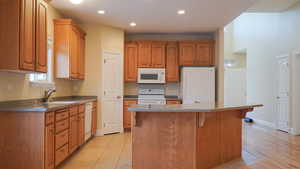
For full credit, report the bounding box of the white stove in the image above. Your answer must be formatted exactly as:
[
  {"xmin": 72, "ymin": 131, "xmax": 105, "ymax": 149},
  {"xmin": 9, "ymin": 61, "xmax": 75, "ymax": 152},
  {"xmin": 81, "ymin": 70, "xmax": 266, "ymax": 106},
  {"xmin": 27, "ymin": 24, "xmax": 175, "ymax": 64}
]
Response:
[{"xmin": 138, "ymin": 85, "xmax": 166, "ymax": 105}]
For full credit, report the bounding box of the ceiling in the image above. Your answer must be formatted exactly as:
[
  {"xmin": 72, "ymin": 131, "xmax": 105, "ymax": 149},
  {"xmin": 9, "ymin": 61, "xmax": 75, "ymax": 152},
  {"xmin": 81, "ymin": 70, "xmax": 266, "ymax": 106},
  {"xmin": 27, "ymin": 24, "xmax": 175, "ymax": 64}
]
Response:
[
  {"xmin": 247, "ymin": 0, "xmax": 300, "ymax": 12},
  {"xmin": 51, "ymin": 0, "xmax": 258, "ymax": 33}
]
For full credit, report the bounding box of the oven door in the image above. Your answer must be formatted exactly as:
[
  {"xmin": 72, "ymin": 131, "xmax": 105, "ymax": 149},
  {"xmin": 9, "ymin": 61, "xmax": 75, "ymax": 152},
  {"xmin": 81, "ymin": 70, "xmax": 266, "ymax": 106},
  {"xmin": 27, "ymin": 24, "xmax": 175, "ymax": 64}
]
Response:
[{"xmin": 138, "ymin": 68, "xmax": 165, "ymax": 84}]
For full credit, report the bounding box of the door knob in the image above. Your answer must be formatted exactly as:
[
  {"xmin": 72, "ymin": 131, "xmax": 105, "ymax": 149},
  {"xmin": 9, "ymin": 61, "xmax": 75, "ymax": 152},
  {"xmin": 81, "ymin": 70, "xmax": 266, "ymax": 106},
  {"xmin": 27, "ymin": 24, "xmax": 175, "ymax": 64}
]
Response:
[{"xmin": 276, "ymin": 96, "xmax": 280, "ymax": 99}]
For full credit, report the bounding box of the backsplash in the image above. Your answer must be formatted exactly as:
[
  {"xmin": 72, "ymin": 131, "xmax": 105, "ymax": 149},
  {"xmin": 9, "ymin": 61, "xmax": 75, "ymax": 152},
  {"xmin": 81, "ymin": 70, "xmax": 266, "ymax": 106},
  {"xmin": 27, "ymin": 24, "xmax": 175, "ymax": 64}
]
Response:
[{"xmin": 124, "ymin": 83, "xmax": 180, "ymax": 96}]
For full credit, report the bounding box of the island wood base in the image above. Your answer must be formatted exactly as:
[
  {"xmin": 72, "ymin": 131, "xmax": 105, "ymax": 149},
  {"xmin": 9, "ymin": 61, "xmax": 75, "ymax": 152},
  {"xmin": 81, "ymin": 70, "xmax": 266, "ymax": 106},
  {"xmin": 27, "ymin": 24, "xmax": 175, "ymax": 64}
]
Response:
[{"xmin": 132, "ymin": 108, "xmax": 253, "ymax": 169}]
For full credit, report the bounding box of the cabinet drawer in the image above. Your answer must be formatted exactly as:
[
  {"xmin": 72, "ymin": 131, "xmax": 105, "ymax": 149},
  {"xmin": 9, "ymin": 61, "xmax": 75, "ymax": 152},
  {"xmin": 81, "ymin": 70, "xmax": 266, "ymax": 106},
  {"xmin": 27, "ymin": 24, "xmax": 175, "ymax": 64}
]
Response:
[
  {"xmin": 166, "ymin": 100, "xmax": 181, "ymax": 104},
  {"xmin": 55, "ymin": 119, "xmax": 69, "ymax": 133},
  {"xmin": 55, "ymin": 110, "xmax": 69, "ymax": 121},
  {"xmin": 124, "ymin": 100, "xmax": 137, "ymax": 106},
  {"xmin": 46, "ymin": 112, "xmax": 55, "ymax": 125},
  {"xmin": 69, "ymin": 106, "xmax": 78, "ymax": 116},
  {"xmin": 55, "ymin": 129, "xmax": 69, "ymax": 150},
  {"xmin": 55, "ymin": 144, "xmax": 69, "ymax": 166},
  {"xmin": 79, "ymin": 104, "xmax": 85, "ymax": 113}
]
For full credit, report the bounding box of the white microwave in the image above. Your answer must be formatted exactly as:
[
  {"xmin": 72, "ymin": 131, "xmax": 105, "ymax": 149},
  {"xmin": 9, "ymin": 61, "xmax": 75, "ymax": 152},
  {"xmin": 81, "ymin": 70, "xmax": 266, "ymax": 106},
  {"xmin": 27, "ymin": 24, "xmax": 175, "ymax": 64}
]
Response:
[{"xmin": 138, "ymin": 68, "xmax": 166, "ymax": 84}]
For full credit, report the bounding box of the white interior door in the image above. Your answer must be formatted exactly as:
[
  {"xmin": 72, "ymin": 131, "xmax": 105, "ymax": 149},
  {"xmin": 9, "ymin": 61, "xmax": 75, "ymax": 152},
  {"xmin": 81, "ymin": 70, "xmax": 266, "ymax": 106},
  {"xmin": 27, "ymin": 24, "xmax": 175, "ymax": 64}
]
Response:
[
  {"xmin": 102, "ymin": 51, "xmax": 123, "ymax": 134},
  {"xmin": 276, "ymin": 56, "xmax": 290, "ymax": 132},
  {"xmin": 224, "ymin": 68, "xmax": 247, "ymax": 105}
]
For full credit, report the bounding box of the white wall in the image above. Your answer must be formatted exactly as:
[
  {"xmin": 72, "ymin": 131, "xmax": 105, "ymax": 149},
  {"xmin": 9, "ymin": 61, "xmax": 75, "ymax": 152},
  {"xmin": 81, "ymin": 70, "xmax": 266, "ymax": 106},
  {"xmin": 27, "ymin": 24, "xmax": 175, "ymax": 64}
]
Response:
[{"xmin": 231, "ymin": 2, "xmax": 300, "ymax": 132}]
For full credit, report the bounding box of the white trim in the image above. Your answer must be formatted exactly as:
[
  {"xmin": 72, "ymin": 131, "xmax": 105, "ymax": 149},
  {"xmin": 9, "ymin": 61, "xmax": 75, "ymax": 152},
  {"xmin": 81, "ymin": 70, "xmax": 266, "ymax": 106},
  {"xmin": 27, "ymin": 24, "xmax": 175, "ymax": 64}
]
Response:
[
  {"xmin": 252, "ymin": 118, "xmax": 276, "ymax": 129},
  {"xmin": 290, "ymin": 128, "xmax": 300, "ymax": 135},
  {"xmin": 95, "ymin": 129, "xmax": 104, "ymax": 136},
  {"xmin": 275, "ymin": 54, "xmax": 289, "ymax": 59}
]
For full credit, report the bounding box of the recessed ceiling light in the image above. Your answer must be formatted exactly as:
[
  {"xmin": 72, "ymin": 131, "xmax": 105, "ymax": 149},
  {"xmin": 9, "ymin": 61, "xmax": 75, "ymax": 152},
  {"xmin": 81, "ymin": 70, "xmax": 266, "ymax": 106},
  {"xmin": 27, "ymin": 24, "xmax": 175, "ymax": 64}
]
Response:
[
  {"xmin": 177, "ymin": 10, "xmax": 185, "ymax": 15},
  {"xmin": 130, "ymin": 22, "xmax": 137, "ymax": 27},
  {"xmin": 97, "ymin": 10, "xmax": 105, "ymax": 14},
  {"xmin": 69, "ymin": 0, "xmax": 83, "ymax": 4}
]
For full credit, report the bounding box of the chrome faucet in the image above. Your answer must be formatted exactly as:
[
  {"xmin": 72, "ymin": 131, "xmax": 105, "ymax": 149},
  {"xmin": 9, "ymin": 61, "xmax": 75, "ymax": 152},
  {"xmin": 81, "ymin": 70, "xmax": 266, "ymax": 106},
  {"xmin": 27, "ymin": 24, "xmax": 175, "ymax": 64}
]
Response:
[{"xmin": 43, "ymin": 88, "xmax": 56, "ymax": 102}]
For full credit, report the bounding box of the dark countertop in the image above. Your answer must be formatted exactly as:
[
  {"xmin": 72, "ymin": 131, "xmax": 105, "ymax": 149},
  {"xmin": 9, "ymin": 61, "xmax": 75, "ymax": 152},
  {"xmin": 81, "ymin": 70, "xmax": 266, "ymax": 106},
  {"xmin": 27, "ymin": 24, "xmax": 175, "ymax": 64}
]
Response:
[
  {"xmin": 0, "ymin": 96, "xmax": 97, "ymax": 112},
  {"xmin": 128, "ymin": 102, "xmax": 263, "ymax": 113},
  {"xmin": 124, "ymin": 95, "xmax": 181, "ymax": 101}
]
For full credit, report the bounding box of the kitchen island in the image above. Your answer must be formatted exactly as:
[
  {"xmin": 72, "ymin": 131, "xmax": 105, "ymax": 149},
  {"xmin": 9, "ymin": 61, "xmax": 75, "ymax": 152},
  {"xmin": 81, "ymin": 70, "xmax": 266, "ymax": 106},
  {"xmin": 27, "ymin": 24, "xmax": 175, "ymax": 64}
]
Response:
[{"xmin": 128, "ymin": 103, "xmax": 263, "ymax": 169}]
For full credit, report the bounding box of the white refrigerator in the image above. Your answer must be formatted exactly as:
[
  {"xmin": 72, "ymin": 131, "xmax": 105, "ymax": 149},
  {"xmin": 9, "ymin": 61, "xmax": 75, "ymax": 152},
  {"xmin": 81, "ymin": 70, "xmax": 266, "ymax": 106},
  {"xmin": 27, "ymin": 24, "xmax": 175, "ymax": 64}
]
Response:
[{"xmin": 180, "ymin": 67, "xmax": 215, "ymax": 104}]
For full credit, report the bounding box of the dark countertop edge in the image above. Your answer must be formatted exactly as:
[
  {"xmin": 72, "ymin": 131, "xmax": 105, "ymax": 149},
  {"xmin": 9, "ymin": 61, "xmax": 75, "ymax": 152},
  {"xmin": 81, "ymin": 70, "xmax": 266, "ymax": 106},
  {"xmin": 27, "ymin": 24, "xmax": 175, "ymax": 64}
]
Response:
[
  {"xmin": 0, "ymin": 96, "xmax": 97, "ymax": 113},
  {"xmin": 128, "ymin": 104, "xmax": 263, "ymax": 113}
]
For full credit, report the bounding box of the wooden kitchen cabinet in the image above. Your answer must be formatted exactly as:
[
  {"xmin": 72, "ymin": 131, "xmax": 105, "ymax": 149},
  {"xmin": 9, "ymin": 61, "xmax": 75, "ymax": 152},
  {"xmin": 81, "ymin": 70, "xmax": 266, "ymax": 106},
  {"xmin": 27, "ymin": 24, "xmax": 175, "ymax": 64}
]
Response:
[
  {"xmin": 54, "ymin": 19, "xmax": 86, "ymax": 80},
  {"xmin": 123, "ymin": 100, "xmax": 137, "ymax": 129},
  {"xmin": 137, "ymin": 41, "xmax": 152, "ymax": 68},
  {"xmin": 92, "ymin": 101, "xmax": 98, "ymax": 135},
  {"xmin": 196, "ymin": 42, "xmax": 215, "ymax": 66},
  {"xmin": 179, "ymin": 40, "xmax": 214, "ymax": 66},
  {"xmin": 167, "ymin": 100, "xmax": 181, "ymax": 104},
  {"xmin": 124, "ymin": 42, "xmax": 138, "ymax": 82},
  {"xmin": 137, "ymin": 41, "xmax": 166, "ymax": 68},
  {"xmin": 0, "ymin": 0, "xmax": 47, "ymax": 73},
  {"xmin": 69, "ymin": 106, "xmax": 79, "ymax": 154},
  {"xmin": 151, "ymin": 41, "xmax": 166, "ymax": 68},
  {"xmin": 166, "ymin": 42, "xmax": 179, "ymax": 82},
  {"xmin": 78, "ymin": 112, "xmax": 85, "ymax": 146},
  {"xmin": 45, "ymin": 115, "xmax": 55, "ymax": 169},
  {"xmin": 36, "ymin": 0, "xmax": 48, "ymax": 72}
]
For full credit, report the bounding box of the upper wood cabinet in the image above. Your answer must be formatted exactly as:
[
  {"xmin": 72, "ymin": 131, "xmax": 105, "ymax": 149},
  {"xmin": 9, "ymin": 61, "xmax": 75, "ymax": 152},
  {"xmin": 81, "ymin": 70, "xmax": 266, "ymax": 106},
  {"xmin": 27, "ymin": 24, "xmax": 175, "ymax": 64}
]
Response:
[
  {"xmin": 137, "ymin": 41, "xmax": 152, "ymax": 68},
  {"xmin": 151, "ymin": 41, "xmax": 166, "ymax": 68},
  {"xmin": 124, "ymin": 42, "xmax": 138, "ymax": 82},
  {"xmin": 137, "ymin": 41, "xmax": 166, "ymax": 68},
  {"xmin": 0, "ymin": 0, "xmax": 47, "ymax": 73},
  {"xmin": 179, "ymin": 40, "xmax": 215, "ymax": 66},
  {"xmin": 54, "ymin": 19, "xmax": 86, "ymax": 80},
  {"xmin": 36, "ymin": 0, "xmax": 48, "ymax": 73},
  {"xmin": 166, "ymin": 42, "xmax": 179, "ymax": 82}
]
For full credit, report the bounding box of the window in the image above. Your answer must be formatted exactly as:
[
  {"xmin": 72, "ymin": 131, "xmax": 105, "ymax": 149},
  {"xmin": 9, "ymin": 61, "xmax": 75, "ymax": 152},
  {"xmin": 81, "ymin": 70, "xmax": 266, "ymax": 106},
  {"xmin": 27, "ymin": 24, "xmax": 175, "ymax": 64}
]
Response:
[{"xmin": 29, "ymin": 39, "xmax": 54, "ymax": 88}]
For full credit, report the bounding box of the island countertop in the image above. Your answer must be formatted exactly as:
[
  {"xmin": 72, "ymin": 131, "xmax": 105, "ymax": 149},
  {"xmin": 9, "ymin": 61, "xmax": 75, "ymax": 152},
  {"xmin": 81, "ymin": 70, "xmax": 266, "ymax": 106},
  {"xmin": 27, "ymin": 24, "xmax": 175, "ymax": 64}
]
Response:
[{"xmin": 128, "ymin": 103, "xmax": 263, "ymax": 112}]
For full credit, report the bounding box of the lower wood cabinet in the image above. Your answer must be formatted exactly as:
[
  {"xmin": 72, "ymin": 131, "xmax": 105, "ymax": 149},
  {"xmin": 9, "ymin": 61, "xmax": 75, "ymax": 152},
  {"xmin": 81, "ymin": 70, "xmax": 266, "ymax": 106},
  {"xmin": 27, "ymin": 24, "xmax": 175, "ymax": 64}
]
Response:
[
  {"xmin": 92, "ymin": 101, "xmax": 98, "ymax": 135},
  {"xmin": 45, "ymin": 121, "xmax": 55, "ymax": 169},
  {"xmin": 0, "ymin": 101, "xmax": 97, "ymax": 169},
  {"xmin": 166, "ymin": 100, "xmax": 181, "ymax": 104},
  {"xmin": 123, "ymin": 100, "xmax": 137, "ymax": 129},
  {"xmin": 69, "ymin": 114, "xmax": 78, "ymax": 154}
]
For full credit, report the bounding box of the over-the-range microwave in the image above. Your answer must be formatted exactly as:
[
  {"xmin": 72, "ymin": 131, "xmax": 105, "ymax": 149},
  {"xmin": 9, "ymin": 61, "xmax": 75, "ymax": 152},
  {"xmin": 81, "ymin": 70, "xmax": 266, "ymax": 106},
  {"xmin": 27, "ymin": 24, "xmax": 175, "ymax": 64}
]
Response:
[{"xmin": 137, "ymin": 68, "xmax": 165, "ymax": 84}]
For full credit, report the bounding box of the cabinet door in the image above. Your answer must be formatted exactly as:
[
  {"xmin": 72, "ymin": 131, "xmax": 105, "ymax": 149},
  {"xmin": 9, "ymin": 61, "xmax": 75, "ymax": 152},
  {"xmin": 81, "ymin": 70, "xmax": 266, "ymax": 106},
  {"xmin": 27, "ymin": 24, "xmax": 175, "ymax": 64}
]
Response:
[
  {"xmin": 92, "ymin": 102, "xmax": 97, "ymax": 135},
  {"xmin": 196, "ymin": 42, "xmax": 214, "ymax": 66},
  {"xmin": 78, "ymin": 34, "xmax": 85, "ymax": 80},
  {"xmin": 78, "ymin": 113, "xmax": 85, "ymax": 146},
  {"xmin": 151, "ymin": 41, "xmax": 166, "ymax": 68},
  {"xmin": 137, "ymin": 41, "xmax": 152, "ymax": 68},
  {"xmin": 124, "ymin": 42, "xmax": 138, "ymax": 82},
  {"xmin": 166, "ymin": 42, "xmax": 179, "ymax": 82},
  {"xmin": 179, "ymin": 42, "xmax": 196, "ymax": 66},
  {"xmin": 45, "ymin": 124, "xmax": 55, "ymax": 169},
  {"xmin": 36, "ymin": 0, "xmax": 47, "ymax": 73},
  {"xmin": 123, "ymin": 100, "xmax": 137, "ymax": 129},
  {"xmin": 70, "ymin": 27, "xmax": 79, "ymax": 79},
  {"xmin": 19, "ymin": 0, "xmax": 36, "ymax": 71},
  {"xmin": 69, "ymin": 115, "xmax": 78, "ymax": 154},
  {"xmin": 167, "ymin": 100, "xmax": 181, "ymax": 104}
]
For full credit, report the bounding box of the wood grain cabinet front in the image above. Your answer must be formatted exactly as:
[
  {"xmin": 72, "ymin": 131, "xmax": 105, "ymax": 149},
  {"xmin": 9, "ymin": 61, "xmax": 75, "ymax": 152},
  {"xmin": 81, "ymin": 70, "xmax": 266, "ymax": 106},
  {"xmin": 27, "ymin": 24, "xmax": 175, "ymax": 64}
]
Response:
[
  {"xmin": 55, "ymin": 144, "xmax": 69, "ymax": 166},
  {"xmin": 166, "ymin": 42, "xmax": 179, "ymax": 82},
  {"xmin": 69, "ymin": 115, "xmax": 78, "ymax": 154},
  {"xmin": 45, "ymin": 121, "xmax": 55, "ymax": 169},
  {"xmin": 166, "ymin": 100, "xmax": 181, "ymax": 104},
  {"xmin": 124, "ymin": 42, "xmax": 138, "ymax": 82},
  {"xmin": 179, "ymin": 40, "xmax": 215, "ymax": 66},
  {"xmin": 54, "ymin": 19, "xmax": 86, "ymax": 80},
  {"xmin": 123, "ymin": 100, "xmax": 137, "ymax": 129},
  {"xmin": 92, "ymin": 101, "xmax": 98, "ymax": 135},
  {"xmin": 0, "ymin": 0, "xmax": 47, "ymax": 73}
]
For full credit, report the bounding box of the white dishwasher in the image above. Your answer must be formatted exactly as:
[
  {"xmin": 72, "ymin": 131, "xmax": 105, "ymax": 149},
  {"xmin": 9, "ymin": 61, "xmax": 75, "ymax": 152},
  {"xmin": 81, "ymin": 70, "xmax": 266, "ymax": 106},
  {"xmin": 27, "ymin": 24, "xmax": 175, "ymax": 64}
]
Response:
[{"xmin": 85, "ymin": 102, "xmax": 93, "ymax": 141}]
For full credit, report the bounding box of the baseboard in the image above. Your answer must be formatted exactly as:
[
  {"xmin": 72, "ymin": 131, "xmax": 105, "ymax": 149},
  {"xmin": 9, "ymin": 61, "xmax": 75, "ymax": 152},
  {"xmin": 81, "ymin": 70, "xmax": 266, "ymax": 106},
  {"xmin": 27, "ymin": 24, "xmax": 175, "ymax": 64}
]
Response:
[
  {"xmin": 95, "ymin": 129, "xmax": 104, "ymax": 136},
  {"xmin": 290, "ymin": 128, "xmax": 300, "ymax": 136},
  {"xmin": 252, "ymin": 118, "xmax": 276, "ymax": 129}
]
